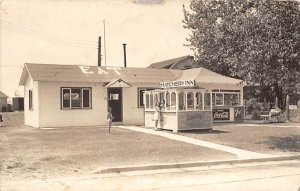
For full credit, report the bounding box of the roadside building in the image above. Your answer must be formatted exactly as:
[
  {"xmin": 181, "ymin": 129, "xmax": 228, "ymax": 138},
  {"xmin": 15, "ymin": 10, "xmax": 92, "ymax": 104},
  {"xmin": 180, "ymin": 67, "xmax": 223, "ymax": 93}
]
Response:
[
  {"xmin": 147, "ymin": 55, "xmax": 195, "ymax": 70},
  {"xmin": 12, "ymin": 97, "xmax": 24, "ymax": 111},
  {"xmin": 19, "ymin": 63, "xmax": 244, "ymax": 128},
  {"xmin": 0, "ymin": 91, "xmax": 8, "ymax": 112}
]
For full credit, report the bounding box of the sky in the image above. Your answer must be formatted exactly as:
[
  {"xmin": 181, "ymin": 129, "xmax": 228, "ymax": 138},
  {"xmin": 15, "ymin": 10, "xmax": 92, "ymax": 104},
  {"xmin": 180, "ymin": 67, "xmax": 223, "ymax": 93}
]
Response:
[{"xmin": 0, "ymin": 0, "xmax": 192, "ymax": 99}]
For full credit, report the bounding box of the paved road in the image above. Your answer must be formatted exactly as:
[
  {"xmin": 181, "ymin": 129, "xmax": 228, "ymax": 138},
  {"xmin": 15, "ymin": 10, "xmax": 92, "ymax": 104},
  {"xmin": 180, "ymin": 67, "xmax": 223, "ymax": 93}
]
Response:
[{"xmin": 2, "ymin": 159, "xmax": 299, "ymax": 191}]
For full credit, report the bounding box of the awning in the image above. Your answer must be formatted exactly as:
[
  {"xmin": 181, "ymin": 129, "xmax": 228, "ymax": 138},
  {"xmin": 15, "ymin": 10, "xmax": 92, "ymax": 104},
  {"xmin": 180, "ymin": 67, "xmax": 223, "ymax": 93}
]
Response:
[{"xmin": 104, "ymin": 79, "xmax": 131, "ymax": 88}]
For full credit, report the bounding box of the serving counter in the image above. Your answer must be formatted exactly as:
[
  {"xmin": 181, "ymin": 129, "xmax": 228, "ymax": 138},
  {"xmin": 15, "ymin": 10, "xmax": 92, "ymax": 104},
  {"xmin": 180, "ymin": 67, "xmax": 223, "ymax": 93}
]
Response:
[{"xmin": 144, "ymin": 88, "xmax": 213, "ymax": 132}]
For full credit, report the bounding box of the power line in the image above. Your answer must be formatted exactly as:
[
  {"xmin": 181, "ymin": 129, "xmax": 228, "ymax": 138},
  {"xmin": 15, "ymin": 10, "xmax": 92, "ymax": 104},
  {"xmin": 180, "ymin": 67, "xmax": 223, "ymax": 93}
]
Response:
[
  {"xmin": 0, "ymin": 20, "xmax": 99, "ymax": 49},
  {"xmin": 0, "ymin": 19, "xmax": 97, "ymax": 45},
  {"xmin": 2, "ymin": 25, "xmax": 97, "ymax": 49}
]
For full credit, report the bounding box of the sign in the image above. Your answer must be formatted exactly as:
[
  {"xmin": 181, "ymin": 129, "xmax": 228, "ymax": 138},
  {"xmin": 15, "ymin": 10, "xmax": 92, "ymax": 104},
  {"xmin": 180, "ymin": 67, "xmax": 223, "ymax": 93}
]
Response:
[
  {"xmin": 212, "ymin": 109, "xmax": 230, "ymax": 120},
  {"xmin": 160, "ymin": 80, "xmax": 195, "ymax": 89},
  {"xmin": 178, "ymin": 111, "xmax": 212, "ymax": 129},
  {"xmin": 234, "ymin": 107, "xmax": 243, "ymax": 120},
  {"xmin": 289, "ymin": 105, "xmax": 297, "ymax": 110}
]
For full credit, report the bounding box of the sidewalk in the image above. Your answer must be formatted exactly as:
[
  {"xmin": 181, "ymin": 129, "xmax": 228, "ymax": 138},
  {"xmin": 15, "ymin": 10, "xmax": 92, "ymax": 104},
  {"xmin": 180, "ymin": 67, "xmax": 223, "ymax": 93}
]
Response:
[{"xmin": 116, "ymin": 125, "xmax": 275, "ymax": 160}]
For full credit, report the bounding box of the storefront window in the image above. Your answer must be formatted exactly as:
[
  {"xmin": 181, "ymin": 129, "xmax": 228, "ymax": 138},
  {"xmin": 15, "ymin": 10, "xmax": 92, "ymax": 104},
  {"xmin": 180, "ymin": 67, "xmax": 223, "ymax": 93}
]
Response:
[
  {"xmin": 224, "ymin": 93, "xmax": 240, "ymax": 106},
  {"xmin": 196, "ymin": 92, "xmax": 203, "ymax": 110},
  {"xmin": 145, "ymin": 94, "xmax": 149, "ymax": 109},
  {"xmin": 204, "ymin": 92, "xmax": 211, "ymax": 110},
  {"xmin": 187, "ymin": 92, "xmax": 194, "ymax": 110},
  {"xmin": 171, "ymin": 92, "xmax": 176, "ymax": 110},
  {"xmin": 165, "ymin": 92, "xmax": 170, "ymax": 110},
  {"xmin": 150, "ymin": 94, "xmax": 153, "ymax": 109},
  {"xmin": 138, "ymin": 88, "xmax": 155, "ymax": 108},
  {"xmin": 179, "ymin": 92, "xmax": 186, "ymax": 110},
  {"xmin": 215, "ymin": 93, "xmax": 224, "ymax": 106}
]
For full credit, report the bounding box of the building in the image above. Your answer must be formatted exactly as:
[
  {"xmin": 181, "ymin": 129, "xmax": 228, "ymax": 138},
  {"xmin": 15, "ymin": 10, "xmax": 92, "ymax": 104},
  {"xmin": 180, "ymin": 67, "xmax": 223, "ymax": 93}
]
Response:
[
  {"xmin": 19, "ymin": 63, "xmax": 244, "ymax": 128},
  {"xmin": 0, "ymin": 91, "xmax": 8, "ymax": 112},
  {"xmin": 13, "ymin": 97, "xmax": 24, "ymax": 111},
  {"xmin": 147, "ymin": 55, "xmax": 195, "ymax": 70}
]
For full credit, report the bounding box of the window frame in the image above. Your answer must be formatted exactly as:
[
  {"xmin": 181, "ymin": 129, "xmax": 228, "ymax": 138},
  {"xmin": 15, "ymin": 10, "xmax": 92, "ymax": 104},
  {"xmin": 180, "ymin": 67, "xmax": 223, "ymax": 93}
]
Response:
[
  {"xmin": 61, "ymin": 87, "xmax": 92, "ymax": 110},
  {"xmin": 137, "ymin": 88, "xmax": 155, "ymax": 108},
  {"xmin": 29, "ymin": 89, "xmax": 33, "ymax": 110}
]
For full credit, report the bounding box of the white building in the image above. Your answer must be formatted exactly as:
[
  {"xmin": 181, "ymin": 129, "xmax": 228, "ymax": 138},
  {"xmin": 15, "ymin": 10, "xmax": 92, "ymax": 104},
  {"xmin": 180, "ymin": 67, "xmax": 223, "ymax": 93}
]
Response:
[{"xmin": 19, "ymin": 63, "xmax": 244, "ymax": 128}]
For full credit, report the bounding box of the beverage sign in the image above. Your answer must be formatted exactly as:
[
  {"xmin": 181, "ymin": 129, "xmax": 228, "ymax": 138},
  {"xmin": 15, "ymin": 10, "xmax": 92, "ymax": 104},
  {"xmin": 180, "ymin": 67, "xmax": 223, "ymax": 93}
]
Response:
[
  {"xmin": 234, "ymin": 107, "xmax": 243, "ymax": 120},
  {"xmin": 212, "ymin": 109, "xmax": 230, "ymax": 120},
  {"xmin": 160, "ymin": 80, "xmax": 195, "ymax": 89}
]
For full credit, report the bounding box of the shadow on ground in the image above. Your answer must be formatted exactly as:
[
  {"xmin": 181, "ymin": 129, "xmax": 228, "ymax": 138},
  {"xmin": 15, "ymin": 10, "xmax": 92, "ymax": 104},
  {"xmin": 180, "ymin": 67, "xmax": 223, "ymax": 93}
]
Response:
[
  {"xmin": 181, "ymin": 129, "xmax": 230, "ymax": 134},
  {"xmin": 260, "ymin": 135, "xmax": 300, "ymax": 152}
]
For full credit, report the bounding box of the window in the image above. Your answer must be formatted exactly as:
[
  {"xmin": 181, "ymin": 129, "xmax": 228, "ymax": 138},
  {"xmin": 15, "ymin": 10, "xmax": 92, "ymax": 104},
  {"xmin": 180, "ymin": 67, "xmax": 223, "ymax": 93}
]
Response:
[
  {"xmin": 29, "ymin": 90, "xmax": 33, "ymax": 110},
  {"xmin": 145, "ymin": 94, "xmax": 150, "ymax": 109},
  {"xmin": 187, "ymin": 92, "xmax": 194, "ymax": 109},
  {"xmin": 179, "ymin": 92, "xmax": 186, "ymax": 110},
  {"xmin": 224, "ymin": 93, "xmax": 240, "ymax": 106},
  {"xmin": 165, "ymin": 92, "xmax": 170, "ymax": 110},
  {"xmin": 138, "ymin": 88, "xmax": 154, "ymax": 108},
  {"xmin": 204, "ymin": 92, "xmax": 211, "ymax": 110},
  {"xmin": 171, "ymin": 92, "xmax": 176, "ymax": 110},
  {"xmin": 150, "ymin": 94, "xmax": 153, "ymax": 109},
  {"xmin": 215, "ymin": 93, "xmax": 224, "ymax": 106},
  {"xmin": 196, "ymin": 92, "xmax": 203, "ymax": 110},
  {"xmin": 61, "ymin": 88, "xmax": 91, "ymax": 109}
]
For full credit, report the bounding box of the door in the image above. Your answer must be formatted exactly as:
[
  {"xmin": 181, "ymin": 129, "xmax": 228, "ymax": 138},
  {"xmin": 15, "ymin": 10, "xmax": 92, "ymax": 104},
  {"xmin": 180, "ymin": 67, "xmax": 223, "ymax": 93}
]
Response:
[{"xmin": 107, "ymin": 88, "xmax": 122, "ymax": 122}]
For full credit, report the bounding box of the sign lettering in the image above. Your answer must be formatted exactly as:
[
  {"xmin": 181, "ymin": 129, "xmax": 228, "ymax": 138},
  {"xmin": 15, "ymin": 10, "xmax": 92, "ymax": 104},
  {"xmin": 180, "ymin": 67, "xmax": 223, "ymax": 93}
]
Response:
[
  {"xmin": 78, "ymin": 66, "xmax": 122, "ymax": 75},
  {"xmin": 212, "ymin": 109, "xmax": 230, "ymax": 120},
  {"xmin": 160, "ymin": 80, "xmax": 195, "ymax": 88}
]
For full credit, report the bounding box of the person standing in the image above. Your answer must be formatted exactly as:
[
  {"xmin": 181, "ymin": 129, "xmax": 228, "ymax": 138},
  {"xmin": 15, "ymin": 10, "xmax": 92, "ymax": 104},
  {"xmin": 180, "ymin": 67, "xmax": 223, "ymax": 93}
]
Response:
[
  {"xmin": 107, "ymin": 107, "xmax": 114, "ymax": 134},
  {"xmin": 153, "ymin": 102, "xmax": 161, "ymax": 131}
]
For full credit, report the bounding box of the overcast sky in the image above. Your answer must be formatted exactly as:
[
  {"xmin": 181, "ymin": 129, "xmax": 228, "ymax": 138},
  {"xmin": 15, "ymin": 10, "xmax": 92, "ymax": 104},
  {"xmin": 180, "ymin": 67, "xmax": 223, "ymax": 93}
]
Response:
[{"xmin": 0, "ymin": 0, "xmax": 192, "ymax": 98}]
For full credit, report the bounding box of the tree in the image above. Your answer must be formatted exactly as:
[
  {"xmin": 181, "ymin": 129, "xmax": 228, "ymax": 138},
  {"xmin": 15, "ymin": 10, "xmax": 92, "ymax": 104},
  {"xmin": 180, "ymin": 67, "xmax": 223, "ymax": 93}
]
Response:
[{"xmin": 183, "ymin": 0, "xmax": 300, "ymax": 108}]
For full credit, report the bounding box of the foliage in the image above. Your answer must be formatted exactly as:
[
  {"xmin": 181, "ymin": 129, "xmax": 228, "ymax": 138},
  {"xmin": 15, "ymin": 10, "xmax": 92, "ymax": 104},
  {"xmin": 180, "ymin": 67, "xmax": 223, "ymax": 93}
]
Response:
[
  {"xmin": 183, "ymin": 0, "xmax": 300, "ymax": 108},
  {"xmin": 245, "ymin": 98, "xmax": 265, "ymax": 120}
]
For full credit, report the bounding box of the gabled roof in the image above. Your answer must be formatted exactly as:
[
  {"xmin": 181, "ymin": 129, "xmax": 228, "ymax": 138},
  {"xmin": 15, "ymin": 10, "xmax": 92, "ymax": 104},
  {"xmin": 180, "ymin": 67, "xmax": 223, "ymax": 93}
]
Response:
[
  {"xmin": 0, "ymin": 91, "xmax": 8, "ymax": 98},
  {"xmin": 19, "ymin": 63, "xmax": 243, "ymax": 86},
  {"xmin": 19, "ymin": 63, "xmax": 181, "ymax": 85},
  {"xmin": 176, "ymin": 68, "xmax": 243, "ymax": 85},
  {"xmin": 147, "ymin": 55, "xmax": 193, "ymax": 69}
]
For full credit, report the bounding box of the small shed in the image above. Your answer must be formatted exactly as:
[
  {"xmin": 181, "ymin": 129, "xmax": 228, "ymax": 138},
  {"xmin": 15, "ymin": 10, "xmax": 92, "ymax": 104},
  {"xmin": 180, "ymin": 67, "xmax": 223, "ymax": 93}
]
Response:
[{"xmin": 0, "ymin": 91, "xmax": 8, "ymax": 112}]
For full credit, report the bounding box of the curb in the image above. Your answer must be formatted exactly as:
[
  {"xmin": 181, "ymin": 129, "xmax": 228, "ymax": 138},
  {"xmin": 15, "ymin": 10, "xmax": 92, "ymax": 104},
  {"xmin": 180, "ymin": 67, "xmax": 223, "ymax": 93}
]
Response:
[{"xmin": 96, "ymin": 155, "xmax": 300, "ymax": 174}]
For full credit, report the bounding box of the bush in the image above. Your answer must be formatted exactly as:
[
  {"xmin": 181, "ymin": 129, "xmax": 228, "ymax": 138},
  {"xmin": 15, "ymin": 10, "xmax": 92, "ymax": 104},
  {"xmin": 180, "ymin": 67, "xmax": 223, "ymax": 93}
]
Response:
[{"xmin": 246, "ymin": 98, "xmax": 267, "ymax": 120}]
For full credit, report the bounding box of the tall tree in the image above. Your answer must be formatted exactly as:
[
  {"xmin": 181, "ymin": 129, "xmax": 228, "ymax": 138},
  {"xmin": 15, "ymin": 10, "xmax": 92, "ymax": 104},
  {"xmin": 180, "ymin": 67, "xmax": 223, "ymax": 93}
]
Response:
[{"xmin": 183, "ymin": 0, "xmax": 300, "ymax": 107}]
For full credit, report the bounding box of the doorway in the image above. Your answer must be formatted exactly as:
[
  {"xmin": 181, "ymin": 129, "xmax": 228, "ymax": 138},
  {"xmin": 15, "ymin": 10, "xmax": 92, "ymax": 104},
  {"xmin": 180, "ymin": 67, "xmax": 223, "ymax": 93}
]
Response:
[{"xmin": 107, "ymin": 88, "xmax": 122, "ymax": 122}]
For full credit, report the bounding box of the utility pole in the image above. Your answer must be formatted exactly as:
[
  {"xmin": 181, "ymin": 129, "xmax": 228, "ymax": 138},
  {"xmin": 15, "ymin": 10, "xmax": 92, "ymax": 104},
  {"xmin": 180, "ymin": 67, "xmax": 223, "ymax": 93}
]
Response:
[
  {"xmin": 98, "ymin": 36, "xmax": 101, "ymax": 67},
  {"xmin": 123, "ymin": 43, "xmax": 127, "ymax": 68},
  {"xmin": 103, "ymin": 20, "xmax": 107, "ymax": 66}
]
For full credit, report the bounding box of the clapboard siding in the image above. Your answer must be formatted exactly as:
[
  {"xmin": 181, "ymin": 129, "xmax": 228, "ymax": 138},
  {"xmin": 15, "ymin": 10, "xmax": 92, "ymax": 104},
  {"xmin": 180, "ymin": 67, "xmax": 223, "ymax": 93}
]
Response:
[
  {"xmin": 24, "ymin": 77, "xmax": 39, "ymax": 127},
  {"xmin": 39, "ymin": 82, "xmax": 107, "ymax": 127}
]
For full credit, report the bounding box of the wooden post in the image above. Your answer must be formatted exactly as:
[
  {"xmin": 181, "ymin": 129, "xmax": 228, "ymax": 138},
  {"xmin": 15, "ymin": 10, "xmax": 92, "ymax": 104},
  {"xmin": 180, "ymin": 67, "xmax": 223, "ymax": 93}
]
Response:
[{"xmin": 286, "ymin": 95, "xmax": 290, "ymax": 121}]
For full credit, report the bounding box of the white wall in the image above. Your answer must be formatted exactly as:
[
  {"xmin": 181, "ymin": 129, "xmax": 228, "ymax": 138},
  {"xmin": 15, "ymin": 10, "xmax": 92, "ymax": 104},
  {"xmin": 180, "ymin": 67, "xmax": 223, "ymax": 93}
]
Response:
[
  {"xmin": 24, "ymin": 77, "xmax": 39, "ymax": 127},
  {"xmin": 38, "ymin": 81, "xmax": 106, "ymax": 127},
  {"xmin": 35, "ymin": 81, "xmax": 158, "ymax": 127},
  {"xmin": 122, "ymin": 85, "xmax": 145, "ymax": 125}
]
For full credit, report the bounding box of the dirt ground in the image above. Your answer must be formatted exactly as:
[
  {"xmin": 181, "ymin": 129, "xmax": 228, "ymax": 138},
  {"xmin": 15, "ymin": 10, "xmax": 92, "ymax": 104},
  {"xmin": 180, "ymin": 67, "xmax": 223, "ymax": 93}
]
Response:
[
  {"xmin": 0, "ymin": 124, "xmax": 235, "ymax": 182},
  {"xmin": 178, "ymin": 122, "xmax": 300, "ymax": 156},
  {"xmin": 0, "ymin": 112, "xmax": 299, "ymax": 184}
]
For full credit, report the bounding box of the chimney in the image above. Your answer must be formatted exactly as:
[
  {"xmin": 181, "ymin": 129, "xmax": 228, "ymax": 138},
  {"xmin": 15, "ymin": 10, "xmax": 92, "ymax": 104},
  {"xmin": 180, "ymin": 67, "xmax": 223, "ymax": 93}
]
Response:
[
  {"xmin": 123, "ymin": 43, "xmax": 127, "ymax": 67},
  {"xmin": 98, "ymin": 36, "xmax": 101, "ymax": 67}
]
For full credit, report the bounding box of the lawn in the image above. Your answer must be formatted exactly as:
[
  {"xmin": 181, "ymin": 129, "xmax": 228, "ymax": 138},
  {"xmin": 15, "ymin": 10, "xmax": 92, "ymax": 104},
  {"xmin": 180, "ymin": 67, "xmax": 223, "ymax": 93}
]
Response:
[
  {"xmin": 178, "ymin": 122, "xmax": 300, "ymax": 156},
  {"xmin": 0, "ymin": 124, "xmax": 236, "ymax": 182}
]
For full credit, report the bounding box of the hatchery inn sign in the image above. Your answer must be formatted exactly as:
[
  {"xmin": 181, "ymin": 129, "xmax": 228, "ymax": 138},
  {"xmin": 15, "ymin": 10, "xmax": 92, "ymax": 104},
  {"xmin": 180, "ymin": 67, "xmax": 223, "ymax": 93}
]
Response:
[{"xmin": 160, "ymin": 80, "xmax": 195, "ymax": 88}]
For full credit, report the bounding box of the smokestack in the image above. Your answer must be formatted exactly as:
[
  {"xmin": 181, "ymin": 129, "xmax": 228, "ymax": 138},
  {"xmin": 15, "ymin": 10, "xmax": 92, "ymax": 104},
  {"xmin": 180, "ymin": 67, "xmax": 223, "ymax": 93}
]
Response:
[
  {"xmin": 98, "ymin": 36, "xmax": 101, "ymax": 67},
  {"xmin": 123, "ymin": 43, "xmax": 127, "ymax": 68}
]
